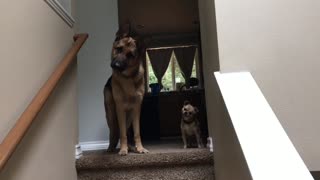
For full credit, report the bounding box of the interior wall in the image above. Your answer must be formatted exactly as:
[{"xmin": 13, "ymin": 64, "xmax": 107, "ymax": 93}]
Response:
[
  {"xmin": 118, "ymin": 0, "xmax": 199, "ymax": 35},
  {"xmin": 118, "ymin": 0, "xmax": 200, "ymax": 48},
  {"xmin": 0, "ymin": 0, "xmax": 77, "ymax": 179},
  {"xmin": 76, "ymin": 0, "xmax": 118, "ymax": 143},
  {"xmin": 198, "ymin": 1, "xmax": 253, "ymax": 179},
  {"xmin": 214, "ymin": 0, "xmax": 320, "ymax": 171},
  {"xmin": 0, "ymin": 65, "xmax": 78, "ymax": 180},
  {"xmin": 198, "ymin": 0, "xmax": 220, "ymax": 141}
]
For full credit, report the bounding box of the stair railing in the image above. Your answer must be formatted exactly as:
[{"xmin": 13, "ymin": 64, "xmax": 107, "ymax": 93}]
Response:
[{"xmin": 0, "ymin": 33, "xmax": 88, "ymax": 171}]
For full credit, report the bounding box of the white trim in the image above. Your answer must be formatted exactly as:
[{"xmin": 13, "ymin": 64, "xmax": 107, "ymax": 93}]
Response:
[
  {"xmin": 75, "ymin": 144, "xmax": 83, "ymax": 159},
  {"xmin": 206, "ymin": 137, "xmax": 214, "ymax": 152},
  {"xmin": 79, "ymin": 141, "xmax": 110, "ymax": 151},
  {"xmin": 214, "ymin": 71, "xmax": 314, "ymax": 180},
  {"xmin": 45, "ymin": 0, "xmax": 75, "ymax": 27}
]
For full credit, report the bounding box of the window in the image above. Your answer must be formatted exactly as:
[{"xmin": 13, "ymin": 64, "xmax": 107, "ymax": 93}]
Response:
[{"xmin": 146, "ymin": 47, "xmax": 200, "ymax": 92}]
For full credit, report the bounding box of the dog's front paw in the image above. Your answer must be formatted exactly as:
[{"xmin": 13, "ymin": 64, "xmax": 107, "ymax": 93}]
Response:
[
  {"xmin": 183, "ymin": 145, "xmax": 187, "ymax": 149},
  {"xmin": 118, "ymin": 148, "xmax": 128, "ymax": 156},
  {"xmin": 136, "ymin": 146, "xmax": 149, "ymax": 154}
]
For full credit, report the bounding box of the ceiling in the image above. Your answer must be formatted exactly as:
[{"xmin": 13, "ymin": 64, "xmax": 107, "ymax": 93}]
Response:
[{"xmin": 118, "ymin": 0, "xmax": 200, "ymax": 37}]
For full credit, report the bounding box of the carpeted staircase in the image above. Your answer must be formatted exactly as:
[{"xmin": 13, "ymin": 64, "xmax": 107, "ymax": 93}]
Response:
[{"xmin": 76, "ymin": 141, "xmax": 214, "ymax": 180}]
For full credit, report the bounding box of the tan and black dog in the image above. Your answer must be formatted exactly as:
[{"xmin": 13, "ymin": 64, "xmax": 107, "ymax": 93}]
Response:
[
  {"xmin": 104, "ymin": 24, "xmax": 148, "ymax": 155},
  {"xmin": 181, "ymin": 101, "xmax": 203, "ymax": 149}
]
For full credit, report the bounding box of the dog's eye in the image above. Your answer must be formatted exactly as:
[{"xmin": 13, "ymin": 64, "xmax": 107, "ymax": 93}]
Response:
[
  {"xmin": 115, "ymin": 47, "xmax": 123, "ymax": 53},
  {"xmin": 126, "ymin": 52, "xmax": 135, "ymax": 58}
]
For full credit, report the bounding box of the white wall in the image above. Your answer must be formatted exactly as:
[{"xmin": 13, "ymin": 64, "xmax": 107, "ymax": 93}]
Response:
[
  {"xmin": 57, "ymin": 0, "xmax": 71, "ymax": 13},
  {"xmin": 198, "ymin": 0, "xmax": 221, "ymax": 137},
  {"xmin": 214, "ymin": 0, "xmax": 320, "ymax": 171},
  {"xmin": 198, "ymin": 1, "xmax": 252, "ymax": 179},
  {"xmin": 76, "ymin": 1, "xmax": 118, "ymax": 143},
  {"xmin": 0, "ymin": 0, "xmax": 77, "ymax": 179}
]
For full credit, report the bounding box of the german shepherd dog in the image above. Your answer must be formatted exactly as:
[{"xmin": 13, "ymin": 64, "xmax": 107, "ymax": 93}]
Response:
[{"xmin": 104, "ymin": 25, "xmax": 148, "ymax": 155}]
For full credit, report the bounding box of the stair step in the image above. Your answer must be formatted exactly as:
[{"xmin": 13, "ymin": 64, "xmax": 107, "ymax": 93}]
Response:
[
  {"xmin": 78, "ymin": 164, "xmax": 214, "ymax": 180},
  {"xmin": 76, "ymin": 141, "xmax": 214, "ymax": 180},
  {"xmin": 76, "ymin": 148, "xmax": 213, "ymax": 170}
]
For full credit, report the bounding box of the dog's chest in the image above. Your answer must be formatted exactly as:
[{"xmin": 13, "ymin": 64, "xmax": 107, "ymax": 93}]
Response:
[
  {"xmin": 112, "ymin": 77, "xmax": 144, "ymax": 109},
  {"xmin": 181, "ymin": 122, "xmax": 198, "ymax": 136},
  {"xmin": 121, "ymin": 92, "xmax": 143, "ymax": 110},
  {"xmin": 121, "ymin": 79, "xmax": 143, "ymax": 96}
]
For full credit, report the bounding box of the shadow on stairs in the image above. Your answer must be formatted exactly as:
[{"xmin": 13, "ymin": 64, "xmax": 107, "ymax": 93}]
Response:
[{"xmin": 76, "ymin": 140, "xmax": 214, "ymax": 180}]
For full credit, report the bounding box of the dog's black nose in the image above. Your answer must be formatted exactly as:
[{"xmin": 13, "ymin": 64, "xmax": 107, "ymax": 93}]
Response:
[
  {"xmin": 111, "ymin": 60, "xmax": 126, "ymax": 71},
  {"xmin": 114, "ymin": 62, "xmax": 121, "ymax": 68}
]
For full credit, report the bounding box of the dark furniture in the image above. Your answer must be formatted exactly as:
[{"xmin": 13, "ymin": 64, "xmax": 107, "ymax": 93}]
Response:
[{"xmin": 140, "ymin": 89, "xmax": 208, "ymax": 140}]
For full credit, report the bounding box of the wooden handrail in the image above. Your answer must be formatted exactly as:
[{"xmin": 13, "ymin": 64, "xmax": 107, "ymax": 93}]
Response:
[{"xmin": 0, "ymin": 33, "xmax": 88, "ymax": 171}]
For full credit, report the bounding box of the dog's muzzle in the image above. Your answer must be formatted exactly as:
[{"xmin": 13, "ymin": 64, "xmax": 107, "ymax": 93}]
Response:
[
  {"xmin": 183, "ymin": 111, "xmax": 192, "ymax": 116},
  {"xmin": 111, "ymin": 57, "xmax": 127, "ymax": 72}
]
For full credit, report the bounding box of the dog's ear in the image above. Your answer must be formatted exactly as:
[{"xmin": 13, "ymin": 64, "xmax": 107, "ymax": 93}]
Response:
[
  {"xmin": 194, "ymin": 107, "xmax": 199, "ymax": 113},
  {"xmin": 135, "ymin": 36, "xmax": 146, "ymax": 55},
  {"xmin": 184, "ymin": 100, "xmax": 190, "ymax": 105},
  {"xmin": 116, "ymin": 23, "xmax": 130, "ymax": 39}
]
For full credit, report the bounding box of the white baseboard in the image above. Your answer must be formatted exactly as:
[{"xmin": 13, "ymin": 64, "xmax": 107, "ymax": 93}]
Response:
[
  {"xmin": 75, "ymin": 144, "xmax": 82, "ymax": 159},
  {"xmin": 79, "ymin": 141, "xmax": 110, "ymax": 151}
]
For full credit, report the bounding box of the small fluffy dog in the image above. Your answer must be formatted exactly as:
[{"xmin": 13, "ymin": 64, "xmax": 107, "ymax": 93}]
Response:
[
  {"xmin": 104, "ymin": 24, "xmax": 148, "ymax": 155},
  {"xmin": 180, "ymin": 101, "xmax": 203, "ymax": 148}
]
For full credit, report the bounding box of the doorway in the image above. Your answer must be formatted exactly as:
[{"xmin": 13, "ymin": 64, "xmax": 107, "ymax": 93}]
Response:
[
  {"xmin": 118, "ymin": 0, "xmax": 209, "ymax": 145},
  {"xmin": 77, "ymin": 0, "xmax": 220, "ymax": 151}
]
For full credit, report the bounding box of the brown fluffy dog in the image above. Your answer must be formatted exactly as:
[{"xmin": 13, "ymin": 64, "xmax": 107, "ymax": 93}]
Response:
[
  {"xmin": 104, "ymin": 25, "xmax": 148, "ymax": 155},
  {"xmin": 181, "ymin": 101, "xmax": 203, "ymax": 149}
]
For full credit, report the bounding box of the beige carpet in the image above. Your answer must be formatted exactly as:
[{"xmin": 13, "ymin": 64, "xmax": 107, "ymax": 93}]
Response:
[{"xmin": 77, "ymin": 140, "xmax": 214, "ymax": 180}]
